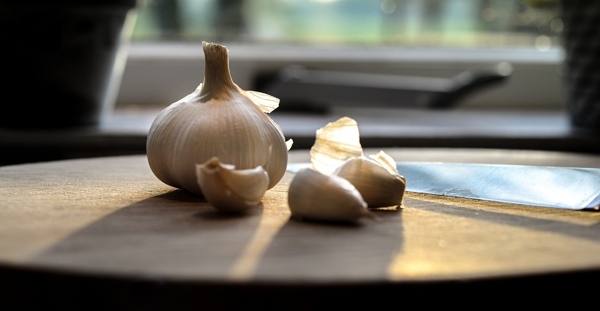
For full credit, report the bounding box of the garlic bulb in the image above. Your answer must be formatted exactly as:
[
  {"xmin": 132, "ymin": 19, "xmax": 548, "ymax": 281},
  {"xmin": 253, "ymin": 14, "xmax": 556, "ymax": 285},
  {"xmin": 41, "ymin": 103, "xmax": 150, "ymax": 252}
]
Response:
[
  {"xmin": 196, "ymin": 157, "xmax": 269, "ymax": 212},
  {"xmin": 288, "ymin": 168, "xmax": 373, "ymax": 223},
  {"xmin": 147, "ymin": 41, "xmax": 291, "ymax": 196}
]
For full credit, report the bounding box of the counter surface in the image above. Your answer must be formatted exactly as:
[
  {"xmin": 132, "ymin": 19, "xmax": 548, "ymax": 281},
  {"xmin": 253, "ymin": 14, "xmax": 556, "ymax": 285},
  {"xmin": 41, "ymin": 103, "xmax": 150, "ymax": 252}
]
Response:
[{"xmin": 2, "ymin": 148, "xmax": 600, "ymax": 308}]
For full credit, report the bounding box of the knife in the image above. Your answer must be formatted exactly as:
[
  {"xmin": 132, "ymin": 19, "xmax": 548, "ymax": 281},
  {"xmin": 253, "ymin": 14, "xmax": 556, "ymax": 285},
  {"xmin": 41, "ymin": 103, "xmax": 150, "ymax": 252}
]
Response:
[{"xmin": 286, "ymin": 162, "xmax": 600, "ymax": 211}]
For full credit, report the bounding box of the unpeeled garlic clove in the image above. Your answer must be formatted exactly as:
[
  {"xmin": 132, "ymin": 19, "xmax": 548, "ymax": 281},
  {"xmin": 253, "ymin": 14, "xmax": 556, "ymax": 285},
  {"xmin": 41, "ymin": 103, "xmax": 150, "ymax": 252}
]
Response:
[
  {"xmin": 309, "ymin": 117, "xmax": 407, "ymax": 208},
  {"xmin": 287, "ymin": 168, "xmax": 373, "ymax": 223},
  {"xmin": 333, "ymin": 155, "xmax": 406, "ymax": 208},
  {"xmin": 196, "ymin": 157, "xmax": 269, "ymax": 213}
]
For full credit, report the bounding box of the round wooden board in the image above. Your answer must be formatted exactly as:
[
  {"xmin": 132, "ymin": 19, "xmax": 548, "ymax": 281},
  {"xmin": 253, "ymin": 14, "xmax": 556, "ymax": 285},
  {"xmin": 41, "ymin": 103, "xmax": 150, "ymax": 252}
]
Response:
[{"xmin": 2, "ymin": 148, "xmax": 600, "ymax": 307}]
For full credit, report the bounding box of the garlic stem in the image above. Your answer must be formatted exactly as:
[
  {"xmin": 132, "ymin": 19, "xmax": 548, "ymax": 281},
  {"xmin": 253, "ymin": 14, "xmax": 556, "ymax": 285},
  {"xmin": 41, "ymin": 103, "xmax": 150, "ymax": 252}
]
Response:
[{"xmin": 199, "ymin": 42, "xmax": 237, "ymax": 100}]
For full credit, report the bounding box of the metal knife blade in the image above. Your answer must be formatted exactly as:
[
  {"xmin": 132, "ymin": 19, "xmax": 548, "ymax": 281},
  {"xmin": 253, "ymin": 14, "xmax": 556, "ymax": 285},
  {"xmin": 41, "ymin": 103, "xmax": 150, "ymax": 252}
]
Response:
[{"xmin": 286, "ymin": 162, "xmax": 600, "ymax": 210}]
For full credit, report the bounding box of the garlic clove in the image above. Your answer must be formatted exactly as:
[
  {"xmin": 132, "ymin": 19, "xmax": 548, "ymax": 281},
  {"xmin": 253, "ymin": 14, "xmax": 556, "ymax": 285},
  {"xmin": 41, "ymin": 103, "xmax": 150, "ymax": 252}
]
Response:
[
  {"xmin": 196, "ymin": 157, "xmax": 269, "ymax": 213},
  {"xmin": 333, "ymin": 155, "xmax": 406, "ymax": 208},
  {"xmin": 310, "ymin": 117, "xmax": 363, "ymax": 175},
  {"xmin": 308, "ymin": 117, "xmax": 406, "ymax": 209},
  {"xmin": 369, "ymin": 150, "xmax": 400, "ymax": 175},
  {"xmin": 287, "ymin": 168, "xmax": 373, "ymax": 223}
]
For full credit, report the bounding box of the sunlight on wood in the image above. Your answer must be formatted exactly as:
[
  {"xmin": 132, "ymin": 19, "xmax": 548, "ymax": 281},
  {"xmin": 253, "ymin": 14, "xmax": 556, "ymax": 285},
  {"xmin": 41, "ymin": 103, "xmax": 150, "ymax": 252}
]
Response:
[{"xmin": 227, "ymin": 188, "xmax": 290, "ymax": 280}]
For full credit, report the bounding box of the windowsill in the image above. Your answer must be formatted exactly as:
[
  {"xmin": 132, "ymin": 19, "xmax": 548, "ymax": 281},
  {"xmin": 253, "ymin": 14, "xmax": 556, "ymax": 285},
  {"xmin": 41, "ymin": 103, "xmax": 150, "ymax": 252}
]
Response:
[
  {"xmin": 0, "ymin": 44, "xmax": 591, "ymax": 166},
  {"xmin": 1, "ymin": 106, "xmax": 599, "ymax": 166},
  {"xmin": 105, "ymin": 106, "xmax": 596, "ymax": 149}
]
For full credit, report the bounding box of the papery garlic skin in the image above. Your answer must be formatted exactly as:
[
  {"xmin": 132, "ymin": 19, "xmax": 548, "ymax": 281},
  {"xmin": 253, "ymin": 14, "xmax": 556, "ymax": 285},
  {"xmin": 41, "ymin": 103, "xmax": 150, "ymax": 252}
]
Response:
[
  {"xmin": 147, "ymin": 42, "xmax": 289, "ymax": 196},
  {"xmin": 196, "ymin": 157, "xmax": 269, "ymax": 212},
  {"xmin": 310, "ymin": 116, "xmax": 363, "ymax": 175},
  {"xmin": 333, "ymin": 156, "xmax": 406, "ymax": 208},
  {"xmin": 288, "ymin": 168, "xmax": 373, "ymax": 223}
]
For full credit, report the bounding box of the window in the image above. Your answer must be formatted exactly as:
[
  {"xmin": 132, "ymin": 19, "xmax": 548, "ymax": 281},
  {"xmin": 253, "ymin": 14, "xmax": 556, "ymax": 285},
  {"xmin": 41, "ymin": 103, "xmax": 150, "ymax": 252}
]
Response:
[
  {"xmin": 131, "ymin": 0, "xmax": 561, "ymax": 47},
  {"xmin": 115, "ymin": 0, "xmax": 564, "ymax": 111}
]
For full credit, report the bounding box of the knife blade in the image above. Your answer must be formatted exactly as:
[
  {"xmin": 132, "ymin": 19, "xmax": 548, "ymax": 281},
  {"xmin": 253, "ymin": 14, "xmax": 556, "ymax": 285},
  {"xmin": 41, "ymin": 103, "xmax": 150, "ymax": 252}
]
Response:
[{"xmin": 286, "ymin": 162, "xmax": 600, "ymax": 210}]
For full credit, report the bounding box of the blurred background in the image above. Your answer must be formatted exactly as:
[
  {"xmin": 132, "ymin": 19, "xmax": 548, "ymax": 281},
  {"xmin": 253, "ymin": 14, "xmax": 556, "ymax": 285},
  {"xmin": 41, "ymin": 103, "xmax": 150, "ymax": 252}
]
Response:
[
  {"xmin": 133, "ymin": 0, "xmax": 561, "ymax": 47},
  {"xmin": 5, "ymin": 0, "xmax": 600, "ymax": 166},
  {"xmin": 118, "ymin": 0, "xmax": 564, "ymax": 110}
]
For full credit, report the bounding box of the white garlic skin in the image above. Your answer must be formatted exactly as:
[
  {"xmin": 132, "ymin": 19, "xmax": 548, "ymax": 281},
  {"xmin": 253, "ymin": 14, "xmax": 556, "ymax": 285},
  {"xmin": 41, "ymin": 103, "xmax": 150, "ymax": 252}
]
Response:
[
  {"xmin": 310, "ymin": 116, "xmax": 363, "ymax": 175},
  {"xmin": 287, "ymin": 168, "xmax": 373, "ymax": 223},
  {"xmin": 146, "ymin": 42, "xmax": 288, "ymax": 196},
  {"xmin": 333, "ymin": 157, "xmax": 406, "ymax": 208},
  {"xmin": 196, "ymin": 157, "xmax": 269, "ymax": 212}
]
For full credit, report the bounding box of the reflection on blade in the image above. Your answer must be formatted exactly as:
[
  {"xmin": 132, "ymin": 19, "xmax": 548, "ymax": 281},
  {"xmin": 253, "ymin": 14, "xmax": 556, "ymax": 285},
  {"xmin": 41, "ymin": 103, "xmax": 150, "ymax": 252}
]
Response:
[
  {"xmin": 286, "ymin": 162, "xmax": 600, "ymax": 211},
  {"xmin": 395, "ymin": 162, "xmax": 600, "ymax": 210}
]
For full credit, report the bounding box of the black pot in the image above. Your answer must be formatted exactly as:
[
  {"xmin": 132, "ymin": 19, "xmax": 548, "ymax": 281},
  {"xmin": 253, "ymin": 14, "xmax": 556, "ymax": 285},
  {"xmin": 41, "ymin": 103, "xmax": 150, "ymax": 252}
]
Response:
[
  {"xmin": 560, "ymin": 0, "xmax": 600, "ymax": 130},
  {"xmin": 0, "ymin": 0, "xmax": 139, "ymax": 129}
]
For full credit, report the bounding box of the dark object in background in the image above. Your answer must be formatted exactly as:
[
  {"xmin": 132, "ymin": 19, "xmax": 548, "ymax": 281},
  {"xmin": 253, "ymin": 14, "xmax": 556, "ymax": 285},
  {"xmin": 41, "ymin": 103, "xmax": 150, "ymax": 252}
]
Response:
[
  {"xmin": 213, "ymin": 0, "xmax": 247, "ymax": 41},
  {"xmin": 255, "ymin": 63, "xmax": 513, "ymax": 113},
  {"xmin": 561, "ymin": 0, "xmax": 600, "ymax": 130},
  {"xmin": 149, "ymin": 0, "xmax": 182, "ymax": 39},
  {"xmin": 0, "ymin": 0, "xmax": 139, "ymax": 129}
]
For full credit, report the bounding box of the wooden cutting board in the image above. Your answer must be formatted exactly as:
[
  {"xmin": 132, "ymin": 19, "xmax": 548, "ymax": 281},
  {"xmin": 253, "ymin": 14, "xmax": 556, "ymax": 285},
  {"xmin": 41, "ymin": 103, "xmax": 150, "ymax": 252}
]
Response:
[{"xmin": 2, "ymin": 148, "xmax": 600, "ymax": 306}]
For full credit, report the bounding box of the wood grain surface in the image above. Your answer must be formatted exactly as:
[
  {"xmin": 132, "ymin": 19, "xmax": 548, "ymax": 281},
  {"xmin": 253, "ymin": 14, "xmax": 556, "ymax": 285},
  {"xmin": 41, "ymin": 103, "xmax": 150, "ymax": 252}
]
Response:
[{"xmin": 2, "ymin": 148, "xmax": 600, "ymax": 289}]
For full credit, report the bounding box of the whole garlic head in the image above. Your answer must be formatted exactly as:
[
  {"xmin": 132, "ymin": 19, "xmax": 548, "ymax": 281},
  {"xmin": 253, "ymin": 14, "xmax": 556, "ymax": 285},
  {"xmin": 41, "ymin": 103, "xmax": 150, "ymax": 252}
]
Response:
[{"xmin": 147, "ymin": 42, "xmax": 291, "ymax": 196}]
